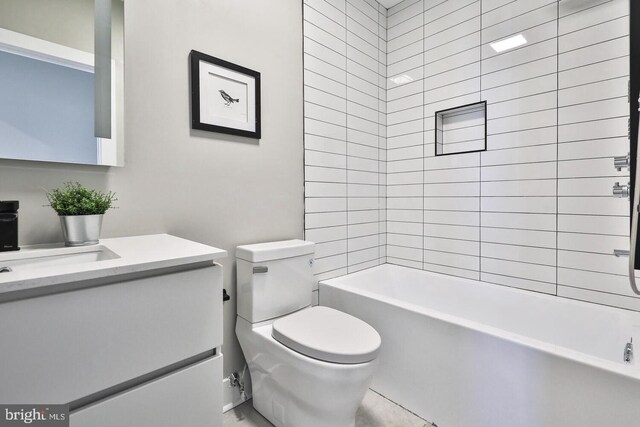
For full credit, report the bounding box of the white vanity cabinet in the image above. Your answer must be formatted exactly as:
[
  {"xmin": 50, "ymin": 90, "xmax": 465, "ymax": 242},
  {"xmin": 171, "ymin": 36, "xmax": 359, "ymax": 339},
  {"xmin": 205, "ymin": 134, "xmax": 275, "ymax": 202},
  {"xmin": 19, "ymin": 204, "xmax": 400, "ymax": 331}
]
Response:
[
  {"xmin": 70, "ymin": 355, "xmax": 222, "ymax": 427},
  {"xmin": 0, "ymin": 234, "xmax": 226, "ymax": 427}
]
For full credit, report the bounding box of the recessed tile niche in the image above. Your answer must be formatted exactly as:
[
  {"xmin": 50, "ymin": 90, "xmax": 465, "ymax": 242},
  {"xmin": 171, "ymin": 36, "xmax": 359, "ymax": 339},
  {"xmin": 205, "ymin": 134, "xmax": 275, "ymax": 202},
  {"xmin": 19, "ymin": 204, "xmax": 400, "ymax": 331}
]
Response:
[{"xmin": 435, "ymin": 101, "xmax": 487, "ymax": 156}]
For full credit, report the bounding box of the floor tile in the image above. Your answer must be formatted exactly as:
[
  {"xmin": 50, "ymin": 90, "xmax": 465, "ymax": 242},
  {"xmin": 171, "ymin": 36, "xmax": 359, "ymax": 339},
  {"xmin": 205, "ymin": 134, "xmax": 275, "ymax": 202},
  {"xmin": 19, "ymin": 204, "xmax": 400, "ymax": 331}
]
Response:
[{"xmin": 223, "ymin": 389, "xmax": 432, "ymax": 427}]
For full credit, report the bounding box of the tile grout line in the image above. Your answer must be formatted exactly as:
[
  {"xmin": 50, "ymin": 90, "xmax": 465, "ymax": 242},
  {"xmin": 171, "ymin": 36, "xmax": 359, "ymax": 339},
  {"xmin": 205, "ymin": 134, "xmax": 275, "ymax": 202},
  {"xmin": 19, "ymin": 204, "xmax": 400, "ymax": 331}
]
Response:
[{"xmin": 367, "ymin": 388, "xmax": 433, "ymax": 426}]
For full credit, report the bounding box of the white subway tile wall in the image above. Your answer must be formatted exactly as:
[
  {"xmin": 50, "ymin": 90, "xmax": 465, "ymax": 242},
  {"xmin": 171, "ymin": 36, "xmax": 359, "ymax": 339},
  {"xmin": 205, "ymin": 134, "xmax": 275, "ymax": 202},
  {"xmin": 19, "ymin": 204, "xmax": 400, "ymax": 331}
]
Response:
[
  {"xmin": 422, "ymin": 0, "xmax": 483, "ymax": 280},
  {"xmin": 304, "ymin": 0, "xmax": 638, "ymax": 312},
  {"xmin": 386, "ymin": 0, "xmax": 424, "ymax": 269},
  {"xmin": 556, "ymin": 0, "xmax": 634, "ymax": 309},
  {"xmin": 478, "ymin": 0, "xmax": 558, "ymax": 294},
  {"xmin": 304, "ymin": 0, "xmax": 387, "ymax": 280}
]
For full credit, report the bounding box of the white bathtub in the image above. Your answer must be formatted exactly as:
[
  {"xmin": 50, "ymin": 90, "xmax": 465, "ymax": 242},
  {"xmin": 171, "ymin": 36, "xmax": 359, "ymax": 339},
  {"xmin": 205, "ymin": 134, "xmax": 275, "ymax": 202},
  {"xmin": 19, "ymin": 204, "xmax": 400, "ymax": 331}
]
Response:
[{"xmin": 319, "ymin": 264, "xmax": 640, "ymax": 427}]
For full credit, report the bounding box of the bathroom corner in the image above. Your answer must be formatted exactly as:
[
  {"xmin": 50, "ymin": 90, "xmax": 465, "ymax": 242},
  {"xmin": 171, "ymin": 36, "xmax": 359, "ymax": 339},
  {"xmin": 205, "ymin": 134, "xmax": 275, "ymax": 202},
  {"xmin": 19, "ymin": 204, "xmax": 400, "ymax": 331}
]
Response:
[{"xmin": 0, "ymin": 0, "xmax": 304, "ymax": 388}]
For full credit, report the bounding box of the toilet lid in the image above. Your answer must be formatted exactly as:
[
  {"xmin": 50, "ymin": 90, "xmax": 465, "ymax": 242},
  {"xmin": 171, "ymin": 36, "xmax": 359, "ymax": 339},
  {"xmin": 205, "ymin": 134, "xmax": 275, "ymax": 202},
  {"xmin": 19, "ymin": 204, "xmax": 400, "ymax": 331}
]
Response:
[{"xmin": 272, "ymin": 306, "xmax": 381, "ymax": 364}]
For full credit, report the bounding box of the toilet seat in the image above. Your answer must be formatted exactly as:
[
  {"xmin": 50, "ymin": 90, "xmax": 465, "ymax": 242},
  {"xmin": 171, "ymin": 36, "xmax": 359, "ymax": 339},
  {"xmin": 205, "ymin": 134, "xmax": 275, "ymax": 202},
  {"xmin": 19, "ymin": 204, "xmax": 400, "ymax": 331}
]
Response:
[{"xmin": 272, "ymin": 306, "xmax": 381, "ymax": 364}]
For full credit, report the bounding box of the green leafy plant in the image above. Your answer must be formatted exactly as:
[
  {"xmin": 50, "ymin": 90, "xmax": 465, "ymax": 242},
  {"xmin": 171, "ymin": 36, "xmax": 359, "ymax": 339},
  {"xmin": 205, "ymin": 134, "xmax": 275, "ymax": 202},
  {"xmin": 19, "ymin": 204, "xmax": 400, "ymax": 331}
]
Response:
[{"xmin": 46, "ymin": 182, "xmax": 117, "ymax": 216}]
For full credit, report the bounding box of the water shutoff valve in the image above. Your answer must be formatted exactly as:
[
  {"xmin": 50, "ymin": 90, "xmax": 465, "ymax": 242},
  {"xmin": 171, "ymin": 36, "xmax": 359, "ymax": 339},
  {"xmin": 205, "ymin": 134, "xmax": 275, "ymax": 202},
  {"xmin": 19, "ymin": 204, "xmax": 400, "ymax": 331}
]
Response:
[{"xmin": 613, "ymin": 182, "xmax": 630, "ymax": 199}]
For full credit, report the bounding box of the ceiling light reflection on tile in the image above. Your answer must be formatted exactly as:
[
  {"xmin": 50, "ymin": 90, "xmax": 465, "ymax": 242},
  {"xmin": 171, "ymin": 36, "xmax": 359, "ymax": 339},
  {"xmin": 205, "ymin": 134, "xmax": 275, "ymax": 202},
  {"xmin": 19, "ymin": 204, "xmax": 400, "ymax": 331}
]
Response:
[
  {"xmin": 389, "ymin": 74, "xmax": 414, "ymax": 86},
  {"xmin": 490, "ymin": 34, "xmax": 527, "ymax": 53}
]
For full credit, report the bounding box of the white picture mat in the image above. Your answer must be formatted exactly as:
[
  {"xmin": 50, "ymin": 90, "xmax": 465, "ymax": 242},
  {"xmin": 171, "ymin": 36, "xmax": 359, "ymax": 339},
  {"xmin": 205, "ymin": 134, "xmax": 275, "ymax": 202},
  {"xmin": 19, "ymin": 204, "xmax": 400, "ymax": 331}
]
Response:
[{"xmin": 199, "ymin": 60, "xmax": 256, "ymax": 132}]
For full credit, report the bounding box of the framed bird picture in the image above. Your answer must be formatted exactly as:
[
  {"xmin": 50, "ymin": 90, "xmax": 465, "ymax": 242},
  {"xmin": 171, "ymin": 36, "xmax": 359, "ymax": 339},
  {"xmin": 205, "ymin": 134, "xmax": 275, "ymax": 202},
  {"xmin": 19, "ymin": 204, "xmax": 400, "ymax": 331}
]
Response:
[{"xmin": 190, "ymin": 50, "xmax": 261, "ymax": 138}]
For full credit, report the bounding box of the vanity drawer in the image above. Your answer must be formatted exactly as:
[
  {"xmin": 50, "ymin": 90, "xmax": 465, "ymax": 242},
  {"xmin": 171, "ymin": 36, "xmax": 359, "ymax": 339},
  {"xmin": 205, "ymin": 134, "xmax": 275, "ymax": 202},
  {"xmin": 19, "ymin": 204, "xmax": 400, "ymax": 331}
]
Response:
[
  {"xmin": 0, "ymin": 264, "xmax": 222, "ymax": 404},
  {"xmin": 70, "ymin": 354, "xmax": 222, "ymax": 427}
]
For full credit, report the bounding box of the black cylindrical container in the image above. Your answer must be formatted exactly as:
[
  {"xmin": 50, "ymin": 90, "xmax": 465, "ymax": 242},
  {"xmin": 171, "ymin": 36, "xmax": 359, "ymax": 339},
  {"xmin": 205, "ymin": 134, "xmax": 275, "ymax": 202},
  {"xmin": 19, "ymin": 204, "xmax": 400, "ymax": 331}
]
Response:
[{"xmin": 0, "ymin": 201, "xmax": 19, "ymax": 252}]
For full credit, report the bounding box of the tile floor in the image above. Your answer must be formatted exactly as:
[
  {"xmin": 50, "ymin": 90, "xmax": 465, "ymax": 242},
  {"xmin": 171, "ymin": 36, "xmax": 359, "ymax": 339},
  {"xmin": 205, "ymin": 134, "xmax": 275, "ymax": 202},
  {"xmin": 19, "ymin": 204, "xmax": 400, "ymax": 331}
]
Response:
[{"xmin": 223, "ymin": 389, "xmax": 432, "ymax": 427}]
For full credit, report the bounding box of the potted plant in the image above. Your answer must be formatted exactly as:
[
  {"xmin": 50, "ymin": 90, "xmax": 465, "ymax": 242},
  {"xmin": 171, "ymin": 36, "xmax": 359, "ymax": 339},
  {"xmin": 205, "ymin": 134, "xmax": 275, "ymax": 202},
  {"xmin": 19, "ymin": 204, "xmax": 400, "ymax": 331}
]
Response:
[{"xmin": 46, "ymin": 182, "xmax": 117, "ymax": 246}]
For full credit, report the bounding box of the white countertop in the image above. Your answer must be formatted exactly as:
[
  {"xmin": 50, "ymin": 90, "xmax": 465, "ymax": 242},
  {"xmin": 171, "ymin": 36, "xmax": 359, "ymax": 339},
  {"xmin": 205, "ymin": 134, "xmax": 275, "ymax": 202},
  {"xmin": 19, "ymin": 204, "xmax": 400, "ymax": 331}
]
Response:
[{"xmin": 0, "ymin": 234, "xmax": 227, "ymax": 296}]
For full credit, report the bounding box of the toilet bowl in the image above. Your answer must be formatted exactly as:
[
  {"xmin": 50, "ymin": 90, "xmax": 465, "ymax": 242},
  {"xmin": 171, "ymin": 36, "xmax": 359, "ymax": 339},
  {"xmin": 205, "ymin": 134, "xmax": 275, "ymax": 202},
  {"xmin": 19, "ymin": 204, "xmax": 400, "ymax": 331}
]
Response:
[{"xmin": 235, "ymin": 240, "xmax": 381, "ymax": 427}]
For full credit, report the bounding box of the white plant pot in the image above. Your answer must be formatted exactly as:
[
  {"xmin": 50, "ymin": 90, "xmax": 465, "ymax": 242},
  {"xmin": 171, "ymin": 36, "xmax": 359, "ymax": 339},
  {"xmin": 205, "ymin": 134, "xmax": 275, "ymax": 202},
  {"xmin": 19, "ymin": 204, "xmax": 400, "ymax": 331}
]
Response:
[{"xmin": 59, "ymin": 214, "xmax": 103, "ymax": 246}]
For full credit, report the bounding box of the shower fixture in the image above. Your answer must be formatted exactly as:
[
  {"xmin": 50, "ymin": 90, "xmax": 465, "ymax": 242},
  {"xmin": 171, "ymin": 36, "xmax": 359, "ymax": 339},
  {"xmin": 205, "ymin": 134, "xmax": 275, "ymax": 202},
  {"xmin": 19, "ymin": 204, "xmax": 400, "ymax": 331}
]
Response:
[
  {"xmin": 614, "ymin": 154, "xmax": 630, "ymax": 171},
  {"xmin": 613, "ymin": 182, "xmax": 631, "ymax": 199}
]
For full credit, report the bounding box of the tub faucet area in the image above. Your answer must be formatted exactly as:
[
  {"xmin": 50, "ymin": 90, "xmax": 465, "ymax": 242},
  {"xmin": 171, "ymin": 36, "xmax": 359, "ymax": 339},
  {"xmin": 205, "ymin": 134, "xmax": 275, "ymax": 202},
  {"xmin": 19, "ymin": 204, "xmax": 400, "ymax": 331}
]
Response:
[{"xmin": 625, "ymin": 339, "xmax": 634, "ymax": 364}]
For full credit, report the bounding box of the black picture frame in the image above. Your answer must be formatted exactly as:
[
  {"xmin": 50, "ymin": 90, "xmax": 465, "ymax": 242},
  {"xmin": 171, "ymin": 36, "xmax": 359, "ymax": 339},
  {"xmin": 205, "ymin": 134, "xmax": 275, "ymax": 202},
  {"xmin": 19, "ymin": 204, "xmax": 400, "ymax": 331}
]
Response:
[
  {"xmin": 434, "ymin": 100, "xmax": 487, "ymax": 157},
  {"xmin": 190, "ymin": 50, "xmax": 261, "ymax": 139}
]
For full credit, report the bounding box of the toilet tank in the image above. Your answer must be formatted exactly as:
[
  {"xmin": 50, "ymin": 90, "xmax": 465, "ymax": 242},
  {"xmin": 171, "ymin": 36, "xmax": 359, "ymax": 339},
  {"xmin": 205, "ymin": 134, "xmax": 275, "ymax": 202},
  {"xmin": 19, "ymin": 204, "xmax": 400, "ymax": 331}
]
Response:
[{"xmin": 236, "ymin": 240, "xmax": 315, "ymax": 323}]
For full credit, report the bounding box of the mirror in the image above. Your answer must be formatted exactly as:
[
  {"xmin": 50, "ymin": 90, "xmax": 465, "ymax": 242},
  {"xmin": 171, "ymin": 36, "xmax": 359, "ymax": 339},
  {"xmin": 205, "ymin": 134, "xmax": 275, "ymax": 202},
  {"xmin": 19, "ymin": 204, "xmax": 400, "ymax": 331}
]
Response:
[{"xmin": 0, "ymin": 0, "xmax": 124, "ymax": 166}]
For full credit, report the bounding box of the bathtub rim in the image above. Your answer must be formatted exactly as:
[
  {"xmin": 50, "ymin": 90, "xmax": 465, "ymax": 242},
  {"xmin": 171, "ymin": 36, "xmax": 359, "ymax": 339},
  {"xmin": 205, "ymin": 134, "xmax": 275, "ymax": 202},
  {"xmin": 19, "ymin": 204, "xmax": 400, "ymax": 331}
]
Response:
[{"xmin": 319, "ymin": 264, "xmax": 640, "ymax": 383}]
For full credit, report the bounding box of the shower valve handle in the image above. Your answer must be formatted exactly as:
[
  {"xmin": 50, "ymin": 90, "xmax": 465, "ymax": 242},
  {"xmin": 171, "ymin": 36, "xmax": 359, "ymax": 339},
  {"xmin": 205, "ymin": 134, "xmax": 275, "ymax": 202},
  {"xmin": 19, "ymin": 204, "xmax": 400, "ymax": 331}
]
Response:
[
  {"xmin": 613, "ymin": 182, "xmax": 630, "ymax": 199},
  {"xmin": 614, "ymin": 154, "xmax": 630, "ymax": 171}
]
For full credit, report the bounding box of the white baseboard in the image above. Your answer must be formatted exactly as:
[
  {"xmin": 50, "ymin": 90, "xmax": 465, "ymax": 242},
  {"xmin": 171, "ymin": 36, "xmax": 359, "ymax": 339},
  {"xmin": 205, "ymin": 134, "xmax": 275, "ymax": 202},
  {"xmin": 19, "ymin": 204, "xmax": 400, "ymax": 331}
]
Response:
[{"xmin": 222, "ymin": 376, "xmax": 252, "ymax": 412}]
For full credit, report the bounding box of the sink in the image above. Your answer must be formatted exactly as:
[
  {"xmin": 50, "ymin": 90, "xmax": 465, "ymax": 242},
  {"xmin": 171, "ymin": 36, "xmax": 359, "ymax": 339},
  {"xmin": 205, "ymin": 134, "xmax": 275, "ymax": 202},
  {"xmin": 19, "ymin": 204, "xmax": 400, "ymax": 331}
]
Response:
[{"xmin": 0, "ymin": 246, "xmax": 120, "ymax": 272}]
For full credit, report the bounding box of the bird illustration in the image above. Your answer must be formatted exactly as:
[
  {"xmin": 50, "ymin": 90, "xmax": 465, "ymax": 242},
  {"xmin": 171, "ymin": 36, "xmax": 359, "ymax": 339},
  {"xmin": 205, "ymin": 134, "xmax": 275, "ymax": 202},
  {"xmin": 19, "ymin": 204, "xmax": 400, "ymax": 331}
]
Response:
[{"xmin": 219, "ymin": 90, "xmax": 239, "ymax": 106}]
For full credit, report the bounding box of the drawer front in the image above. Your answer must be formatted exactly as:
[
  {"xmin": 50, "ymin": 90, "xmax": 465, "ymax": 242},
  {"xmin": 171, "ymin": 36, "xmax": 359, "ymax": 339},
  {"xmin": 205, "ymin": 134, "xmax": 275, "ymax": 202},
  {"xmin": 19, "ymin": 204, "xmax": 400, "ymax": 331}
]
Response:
[
  {"xmin": 0, "ymin": 265, "xmax": 222, "ymax": 403},
  {"xmin": 70, "ymin": 354, "xmax": 222, "ymax": 427}
]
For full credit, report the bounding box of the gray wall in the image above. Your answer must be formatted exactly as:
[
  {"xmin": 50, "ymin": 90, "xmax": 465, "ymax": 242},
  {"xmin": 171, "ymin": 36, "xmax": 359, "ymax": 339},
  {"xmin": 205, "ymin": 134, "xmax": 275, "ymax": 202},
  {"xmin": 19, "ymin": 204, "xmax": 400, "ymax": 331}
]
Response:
[
  {"xmin": 0, "ymin": 0, "xmax": 304, "ymax": 378},
  {"xmin": 0, "ymin": 0, "xmax": 97, "ymax": 52}
]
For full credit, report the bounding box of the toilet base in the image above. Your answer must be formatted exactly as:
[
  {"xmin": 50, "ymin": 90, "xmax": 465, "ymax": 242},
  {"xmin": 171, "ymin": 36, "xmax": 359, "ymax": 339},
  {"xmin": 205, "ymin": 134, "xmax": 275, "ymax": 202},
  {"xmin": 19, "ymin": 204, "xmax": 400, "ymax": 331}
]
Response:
[{"xmin": 236, "ymin": 316, "xmax": 377, "ymax": 427}]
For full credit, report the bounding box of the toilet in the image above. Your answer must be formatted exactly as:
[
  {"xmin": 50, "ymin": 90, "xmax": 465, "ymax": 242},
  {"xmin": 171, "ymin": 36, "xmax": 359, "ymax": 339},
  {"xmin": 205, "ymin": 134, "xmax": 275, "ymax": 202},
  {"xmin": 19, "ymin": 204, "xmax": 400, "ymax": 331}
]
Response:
[{"xmin": 235, "ymin": 239, "xmax": 381, "ymax": 427}]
